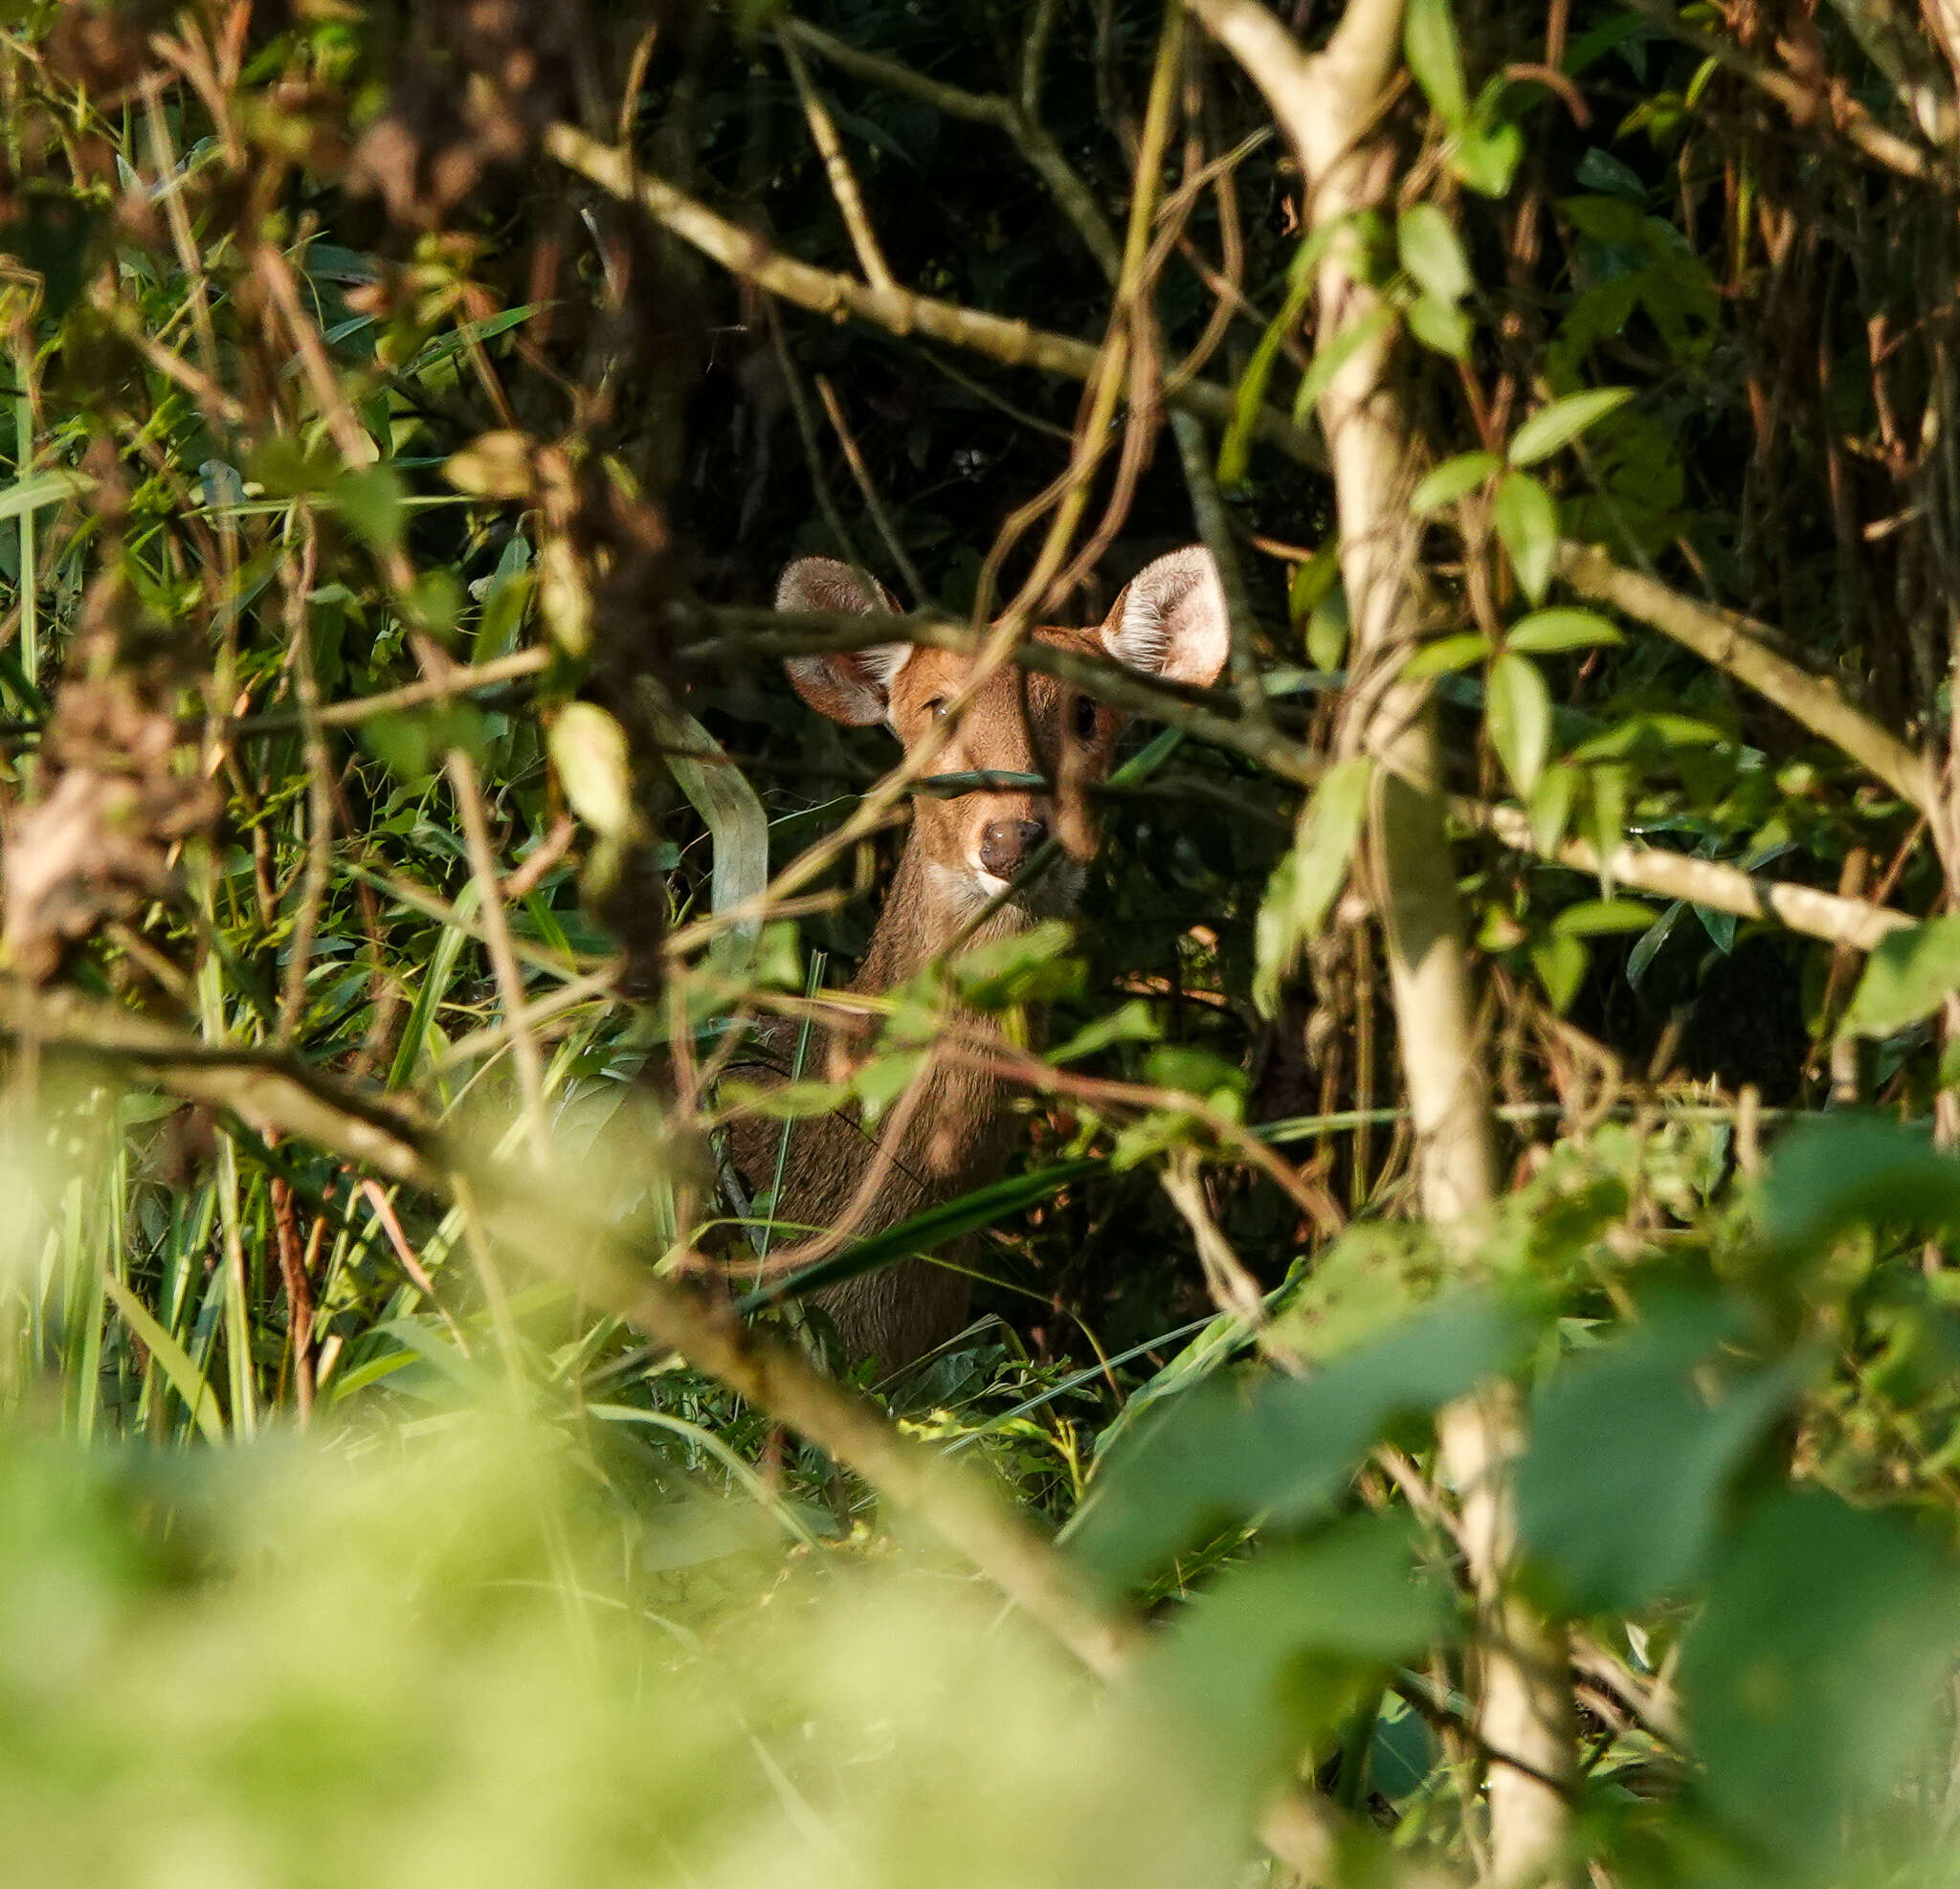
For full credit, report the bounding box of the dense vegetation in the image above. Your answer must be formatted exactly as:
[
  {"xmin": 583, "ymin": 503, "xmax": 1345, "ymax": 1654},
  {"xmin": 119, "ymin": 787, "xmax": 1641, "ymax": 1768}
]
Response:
[{"xmin": 7, "ymin": 0, "xmax": 1960, "ymax": 1882}]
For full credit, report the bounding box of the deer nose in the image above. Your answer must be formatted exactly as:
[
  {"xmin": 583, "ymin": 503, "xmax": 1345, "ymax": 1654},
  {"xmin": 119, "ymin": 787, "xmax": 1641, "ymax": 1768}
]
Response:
[{"xmin": 978, "ymin": 818, "xmax": 1049, "ymax": 878}]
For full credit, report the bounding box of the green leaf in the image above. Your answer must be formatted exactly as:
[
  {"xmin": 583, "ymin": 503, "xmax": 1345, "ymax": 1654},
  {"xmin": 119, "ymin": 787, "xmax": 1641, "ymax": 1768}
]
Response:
[
  {"xmin": 1287, "ymin": 542, "xmax": 1340, "ymax": 622},
  {"xmin": 1449, "ymin": 118, "xmax": 1523, "ymax": 196},
  {"xmin": 1369, "ymin": 1696, "xmax": 1440, "ymax": 1804},
  {"xmin": 1146, "ymin": 1517, "xmax": 1448, "ymax": 1804},
  {"xmin": 1402, "ymin": 633, "xmax": 1491, "ymax": 680},
  {"xmin": 1838, "ymin": 915, "xmax": 1960, "ymax": 1040},
  {"xmin": 0, "ymin": 467, "xmax": 93, "ymax": 523},
  {"xmin": 361, "ymin": 703, "xmax": 489, "ymax": 784},
  {"xmin": 1295, "ymin": 305, "xmax": 1397, "ymax": 419},
  {"xmin": 100, "ymin": 1272, "xmax": 225, "ymax": 1445},
  {"xmin": 1504, "ymin": 608, "xmax": 1622, "ymax": 655},
  {"xmin": 1759, "ymin": 1115, "xmax": 1960, "ymax": 1261},
  {"xmin": 1508, "ymin": 388, "xmax": 1634, "ymax": 466},
  {"xmin": 1492, "ymin": 472, "xmax": 1558, "ymax": 602},
  {"xmin": 547, "ymin": 702, "xmax": 635, "ymax": 840},
  {"xmin": 1404, "ymin": 0, "xmax": 1469, "ymax": 127},
  {"xmin": 952, "ymin": 920, "xmax": 1080, "ymax": 1010},
  {"xmin": 1529, "ymin": 933, "xmax": 1588, "ymax": 1011},
  {"xmin": 1516, "ymin": 1296, "xmax": 1802, "ymax": 1611},
  {"xmin": 1682, "ymin": 1491, "xmax": 1960, "ymax": 1860},
  {"xmin": 335, "ymin": 463, "xmax": 405, "ymax": 554},
  {"xmin": 1627, "ymin": 901, "xmax": 1684, "ymax": 988},
  {"xmin": 1551, "ymin": 897, "xmax": 1659, "ymax": 937},
  {"xmin": 1216, "ymin": 222, "xmax": 1340, "ymax": 487},
  {"xmin": 1397, "ymin": 204, "xmax": 1472, "ymax": 303},
  {"xmin": 1410, "ymin": 451, "xmax": 1500, "ymax": 516},
  {"xmin": 1252, "ymin": 756, "xmax": 1373, "ymax": 1015},
  {"xmin": 1068, "ymin": 1294, "xmax": 1533, "ymax": 1585},
  {"xmin": 1047, "ymin": 998, "xmax": 1161, "ymax": 1065},
  {"xmin": 1405, "ymin": 293, "xmax": 1472, "ymax": 360},
  {"xmin": 1146, "ymin": 1044, "xmax": 1251, "ymax": 1113},
  {"xmin": 1485, "ymin": 651, "xmax": 1551, "ymax": 795},
  {"xmin": 1526, "ymin": 762, "xmax": 1576, "ymax": 854},
  {"xmin": 1306, "ymin": 583, "xmax": 1350, "ymax": 671}
]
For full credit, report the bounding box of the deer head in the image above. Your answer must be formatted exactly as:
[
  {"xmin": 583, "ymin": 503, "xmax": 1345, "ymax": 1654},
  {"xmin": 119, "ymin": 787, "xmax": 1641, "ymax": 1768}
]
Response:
[{"xmin": 775, "ymin": 546, "xmax": 1230, "ymax": 920}]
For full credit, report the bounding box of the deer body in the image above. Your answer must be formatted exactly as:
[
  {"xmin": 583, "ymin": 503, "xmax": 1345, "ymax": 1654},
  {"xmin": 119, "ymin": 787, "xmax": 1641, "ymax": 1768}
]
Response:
[{"xmin": 730, "ymin": 547, "xmax": 1229, "ymax": 1373}]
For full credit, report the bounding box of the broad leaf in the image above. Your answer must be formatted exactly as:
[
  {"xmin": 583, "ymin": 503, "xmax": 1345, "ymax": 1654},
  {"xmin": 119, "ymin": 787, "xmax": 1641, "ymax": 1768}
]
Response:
[
  {"xmin": 1486, "ymin": 651, "xmax": 1552, "ymax": 795},
  {"xmin": 547, "ymin": 702, "xmax": 635, "ymax": 840},
  {"xmin": 1551, "ymin": 898, "xmax": 1659, "ymax": 937},
  {"xmin": 1397, "ymin": 204, "xmax": 1472, "ymax": 303},
  {"xmin": 1402, "ymin": 632, "xmax": 1491, "ymax": 679},
  {"xmin": 1682, "ymin": 1490, "xmax": 1960, "ymax": 1860},
  {"xmin": 1759, "ymin": 1114, "xmax": 1960, "ymax": 1260},
  {"xmin": 1145, "ymin": 1517, "xmax": 1447, "ymax": 1805},
  {"xmin": 1450, "ymin": 117, "xmax": 1523, "ymax": 197},
  {"xmin": 1508, "ymin": 389, "xmax": 1634, "ymax": 467},
  {"xmin": 1529, "ymin": 933, "xmax": 1587, "ymax": 1011},
  {"xmin": 1253, "ymin": 756, "xmax": 1373, "ymax": 1015},
  {"xmin": 1296, "ymin": 305, "xmax": 1397, "ymax": 418},
  {"xmin": 1068, "ymin": 1294, "xmax": 1532, "ymax": 1585},
  {"xmin": 1504, "ymin": 607, "xmax": 1623, "ymax": 654},
  {"xmin": 1493, "ymin": 472, "xmax": 1559, "ymax": 601},
  {"xmin": 1404, "ymin": 0, "xmax": 1469, "ymax": 127},
  {"xmin": 1838, "ymin": 915, "xmax": 1960, "ymax": 1040},
  {"xmin": 1516, "ymin": 1296, "xmax": 1803, "ymax": 1611},
  {"xmin": 1405, "ymin": 293, "xmax": 1472, "ymax": 360},
  {"xmin": 1410, "ymin": 450, "xmax": 1500, "ymax": 515}
]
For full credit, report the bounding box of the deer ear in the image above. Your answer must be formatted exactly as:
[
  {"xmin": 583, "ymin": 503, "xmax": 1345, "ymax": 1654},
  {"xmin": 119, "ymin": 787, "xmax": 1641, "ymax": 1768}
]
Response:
[
  {"xmin": 776, "ymin": 557, "xmax": 911, "ymax": 727},
  {"xmin": 1099, "ymin": 545, "xmax": 1229, "ymax": 689}
]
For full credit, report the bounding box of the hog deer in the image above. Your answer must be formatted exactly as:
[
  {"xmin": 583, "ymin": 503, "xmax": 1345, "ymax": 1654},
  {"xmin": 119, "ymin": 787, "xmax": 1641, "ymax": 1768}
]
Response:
[{"xmin": 729, "ymin": 546, "xmax": 1229, "ymax": 1372}]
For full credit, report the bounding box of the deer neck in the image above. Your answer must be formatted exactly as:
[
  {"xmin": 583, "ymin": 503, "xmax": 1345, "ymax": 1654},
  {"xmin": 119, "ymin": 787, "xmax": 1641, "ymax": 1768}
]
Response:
[{"xmin": 848, "ymin": 841, "xmax": 1036, "ymax": 997}]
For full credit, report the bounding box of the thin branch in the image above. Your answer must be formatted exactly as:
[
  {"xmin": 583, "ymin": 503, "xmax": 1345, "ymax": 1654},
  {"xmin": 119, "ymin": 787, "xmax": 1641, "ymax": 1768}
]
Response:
[
  {"xmin": 229, "ymin": 648, "xmax": 551, "ymax": 740},
  {"xmin": 1459, "ymin": 798, "xmax": 1916, "ymax": 951},
  {"xmin": 1557, "ymin": 542, "xmax": 1936, "ymax": 812},
  {"xmin": 1170, "ymin": 408, "xmax": 1271, "ymax": 729},
  {"xmin": 543, "ymin": 122, "xmax": 1321, "ymax": 469},
  {"xmin": 0, "ymin": 982, "xmax": 437, "ymax": 1188},
  {"xmin": 778, "ymin": 27, "xmax": 897, "ymax": 291},
  {"xmin": 1622, "ymin": 0, "xmax": 1936, "ymax": 182},
  {"xmin": 446, "ymin": 746, "xmax": 549, "ymax": 1161},
  {"xmin": 786, "ymin": 13, "xmax": 1124, "ymax": 280},
  {"xmin": 277, "ymin": 520, "xmax": 331, "ymax": 1043}
]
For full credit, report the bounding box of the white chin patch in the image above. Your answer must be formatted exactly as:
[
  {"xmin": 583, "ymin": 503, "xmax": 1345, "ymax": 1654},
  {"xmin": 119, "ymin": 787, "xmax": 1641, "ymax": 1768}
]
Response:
[{"xmin": 973, "ymin": 870, "xmax": 1012, "ymax": 899}]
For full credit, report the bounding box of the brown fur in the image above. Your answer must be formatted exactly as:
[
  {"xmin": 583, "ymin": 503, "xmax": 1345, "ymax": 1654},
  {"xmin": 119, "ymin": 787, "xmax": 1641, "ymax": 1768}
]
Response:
[{"xmin": 729, "ymin": 549, "xmax": 1229, "ymax": 1373}]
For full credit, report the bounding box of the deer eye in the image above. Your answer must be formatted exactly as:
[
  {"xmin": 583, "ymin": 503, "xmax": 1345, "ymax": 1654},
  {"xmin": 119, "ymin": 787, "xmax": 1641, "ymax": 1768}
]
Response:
[
  {"xmin": 924, "ymin": 697, "xmax": 949, "ymax": 721},
  {"xmin": 1073, "ymin": 695, "xmax": 1099, "ymax": 740}
]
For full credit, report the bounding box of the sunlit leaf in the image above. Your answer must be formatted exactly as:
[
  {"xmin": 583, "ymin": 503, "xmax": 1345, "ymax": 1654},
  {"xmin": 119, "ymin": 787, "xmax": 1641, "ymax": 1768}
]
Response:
[
  {"xmin": 1682, "ymin": 1491, "xmax": 1960, "ymax": 1859},
  {"xmin": 1069, "ymin": 1294, "xmax": 1533, "ymax": 1584},
  {"xmin": 1404, "ymin": 0, "xmax": 1469, "ymax": 127},
  {"xmin": 548, "ymin": 701, "xmax": 635, "ymax": 840},
  {"xmin": 1405, "ymin": 292, "xmax": 1472, "ymax": 360},
  {"xmin": 1838, "ymin": 915, "xmax": 1960, "ymax": 1041},
  {"xmin": 1253, "ymin": 756, "xmax": 1373, "ymax": 1015},
  {"xmin": 1492, "ymin": 472, "xmax": 1559, "ymax": 601},
  {"xmin": 1508, "ymin": 389, "xmax": 1634, "ymax": 466},
  {"xmin": 1485, "ymin": 651, "xmax": 1552, "ymax": 794},
  {"xmin": 1397, "ymin": 204, "xmax": 1472, "ymax": 303},
  {"xmin": 1517, "ymin": 1296, "xmax": 1803, "ymax": 1611},
  {"xmin": 1402, "ymin": 632, "xmax": 1491, "ymax": 679},
  {"xmin": 1146, "ymin": 1517, "xmax": 1447, "ymax": 1805},
  {"xmin": 1410, "ymin": 451, "xmax": 1500, "ymax": 516},
  {"xmin": 1504, "ymin": 608, "xmax": 1622, "ymax": 654}
]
